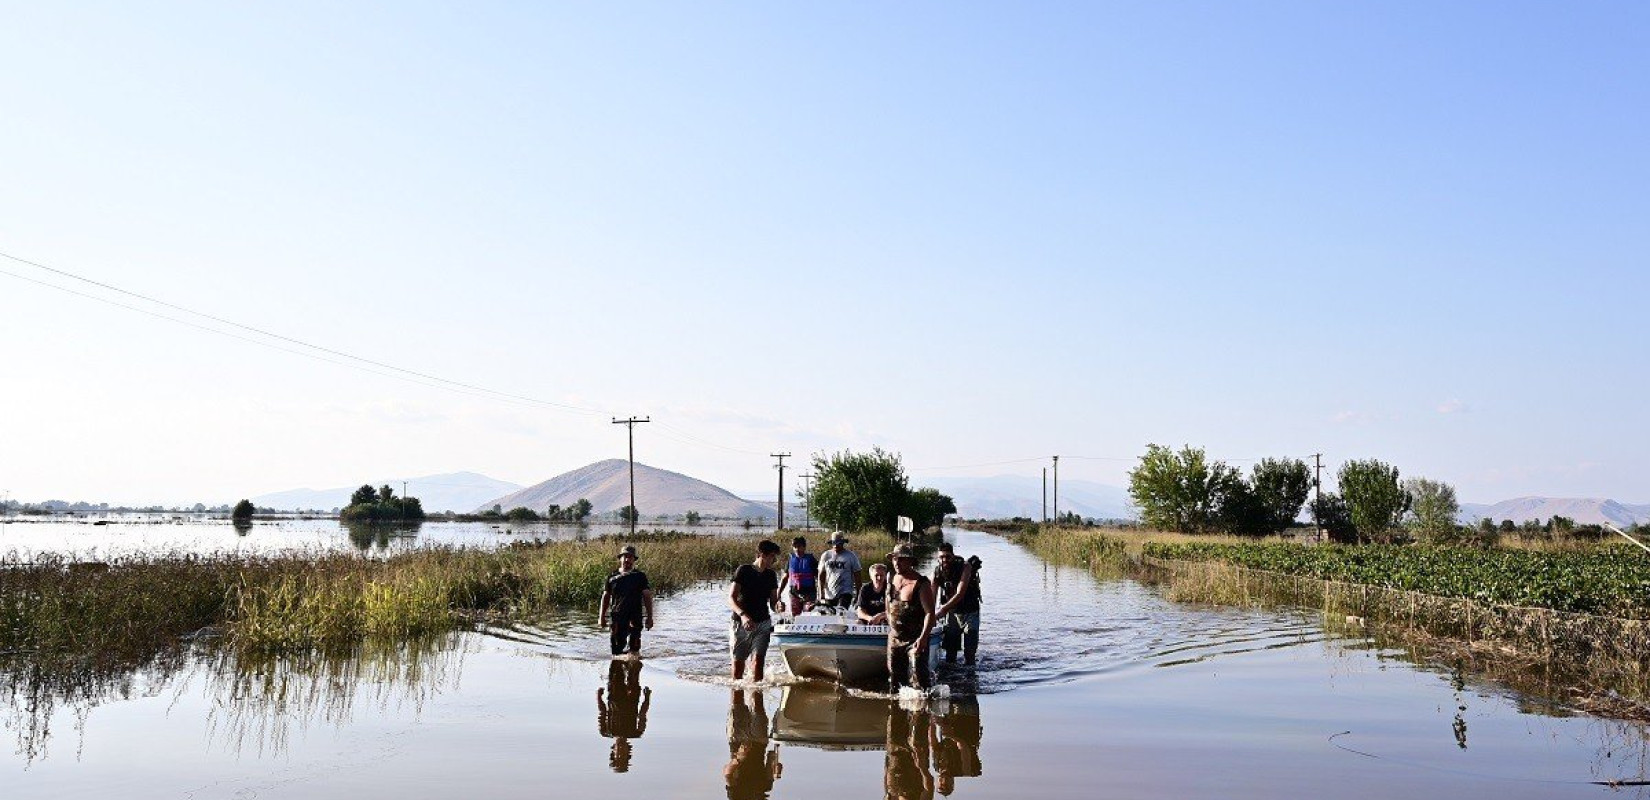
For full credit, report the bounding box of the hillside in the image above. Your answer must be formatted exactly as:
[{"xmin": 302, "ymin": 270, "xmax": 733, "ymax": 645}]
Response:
[
  {"xmin": 253, "ymin": 472, "xmax": 523, "ymax": 513},
  {"xmin": 1458, "ymin": 497, "xmax": 1650, "ymax": 527},
  {"xmin": 480, "ymin": 459, "xmax": 784, "ymax": 519}
]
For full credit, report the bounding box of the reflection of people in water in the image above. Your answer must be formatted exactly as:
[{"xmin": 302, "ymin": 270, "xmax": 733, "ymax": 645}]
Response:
[
  {"xmin": 885, "ymin": 705, "xmax": 935, "ymax": 800},
  {"xmin": 931, "ymin": 696, "xmax": 983, "ymax": 796},
  {"xmin": 724, "ymin": 689, "xmax": 782, "ymax": 800},
  {"xmin": 596, "ymin": 659, "xmax": 651, "ymax": 772}
]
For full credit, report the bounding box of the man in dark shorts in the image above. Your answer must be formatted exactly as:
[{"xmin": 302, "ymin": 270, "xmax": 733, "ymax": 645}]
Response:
[
  {"xmin": 932, "ymin": 541, "xmax": 981, "ymax": 665},
  {"xmin": 728, "ymin": 539, "xmax": 783, "ymax": 682},
  {"xmin": 886, "ymin": 543, "xmax": 936, "ymax": 692},
  {"xmin": 599, "ymin": 545, "xmax": 654, "ymax": 656}
]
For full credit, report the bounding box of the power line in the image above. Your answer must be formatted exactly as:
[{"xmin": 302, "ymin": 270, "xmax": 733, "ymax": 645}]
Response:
[{"xmin": 0, "ymin": 250, "xmax": 605, "ymax": 416}]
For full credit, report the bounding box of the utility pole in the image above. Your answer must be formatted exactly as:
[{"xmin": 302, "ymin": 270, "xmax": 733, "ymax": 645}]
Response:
[
  {"xmin": 401, "ymin": 480, "xmax": 408, "ymax": 526},
  {"xmin": 772, "ymin": 453, "xmax": 791, "ymax": 531},
  {"xmin": 799, "ymin": 472, "xmax": 814, "ymax": 530},
  {"xmin": 1042, "ymin": 468, "xmax": 1048, "ymax": 523},
  {"xmin": 1312, "ymin": 453, "xmax": 1324, "ymax": 540},
  {"xmin": 612, "ymin": 416, "xmax": 651, "ymax": 535},
  {"xmin": 1052, "ymin": 455, "xmax": 1060, "ymax": 525}
]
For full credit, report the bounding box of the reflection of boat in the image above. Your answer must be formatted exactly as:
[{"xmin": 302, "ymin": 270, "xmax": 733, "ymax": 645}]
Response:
[
  {"xmin": 772, "ymin": 683, "xmax": 888, "ymax": 750},
  {"xmin": 772, "ymin": 610, "xmax": 942, "ymax": 684}
]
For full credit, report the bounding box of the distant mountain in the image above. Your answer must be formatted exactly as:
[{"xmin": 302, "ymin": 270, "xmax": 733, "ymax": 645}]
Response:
[
  {"xmin": 481, "ymin": 459, "xmax": 787, "ymax": 519},
  {"xmin": 1458, "ymin": 497, "xmax": 1650, "ymax": 527},
  {"xmin": 253, "ymin": 471, "xmax": 523, "ymax": 513},
  {"xmin": 919, "ymin": 474, "xmax": 1134, "ymax": 521}
]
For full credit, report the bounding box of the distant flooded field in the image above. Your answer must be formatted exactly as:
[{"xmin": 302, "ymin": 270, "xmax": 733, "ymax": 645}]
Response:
[
  {"xmin": 5, "ymin": 528, "xmax": 1648, "ymax": 799},
  {"xmin": 0, "ymin": 515, "xmax": 761, "ymax": 561}
]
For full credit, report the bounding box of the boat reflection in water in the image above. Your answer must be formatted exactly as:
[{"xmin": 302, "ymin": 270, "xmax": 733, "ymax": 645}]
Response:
[
  {"xmin": 595, "ymin": 659, "xmax": 650, "ymax": 773},
  {"xmin": 724, "ymin": 689, "xmax": 783, "ymax": 800},
  {"xmin": 769, "ymin": 683, "xmax": 984, "ymax": 799}
]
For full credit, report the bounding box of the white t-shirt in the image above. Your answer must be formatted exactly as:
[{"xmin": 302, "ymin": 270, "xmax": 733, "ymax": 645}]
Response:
[{"xmin": 818, "ymin": 549, "xmax": 862, "ymax": 599}]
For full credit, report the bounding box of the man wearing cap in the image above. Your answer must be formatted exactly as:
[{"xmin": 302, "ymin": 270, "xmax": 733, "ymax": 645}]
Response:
[
  {"xmin": 778, "ymin": 536, "xmax": 819, "ymax": 616},
  {"xmin": 817, "ymin": 532, "xmax": 862, "ymax": 612},
  {"xmin": 728, "ymin": 539, "xmax": 784, "ymax": 682},
  {"xmin": 886, "ymin": 543, "xmax": 937, "ymax": 692},
  {"xmin": 599, "ymin": 545, "xmax": 654, "ymax": 656}
]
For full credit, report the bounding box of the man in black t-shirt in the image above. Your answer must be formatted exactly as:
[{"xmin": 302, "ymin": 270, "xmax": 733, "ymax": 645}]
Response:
[
  {"xmin": 727, "ymin": 539, "xmax": 782, "ymax": 682},
  {"xmin": 599, "ymin": 545, "xmax": 654, "ymax": 656}
]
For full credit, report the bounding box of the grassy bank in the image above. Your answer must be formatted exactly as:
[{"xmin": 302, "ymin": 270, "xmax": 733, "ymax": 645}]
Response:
[{"xmin": 2, "ymin": 529, "xmax": 898, "ymax": 657}]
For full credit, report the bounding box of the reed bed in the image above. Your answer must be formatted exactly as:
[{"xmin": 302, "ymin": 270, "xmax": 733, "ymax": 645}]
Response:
[{"xmin": 3, "ymin": 529, "xmax": 894, "ymax": 657}]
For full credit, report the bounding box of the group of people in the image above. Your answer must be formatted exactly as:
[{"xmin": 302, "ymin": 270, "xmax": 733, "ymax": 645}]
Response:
[{"xmin": 598, "ymin": 533, "xmax": 982, "ymax": 693}]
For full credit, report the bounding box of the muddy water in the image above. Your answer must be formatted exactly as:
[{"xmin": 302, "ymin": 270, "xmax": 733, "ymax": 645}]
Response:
[{"xmin": 5, "ymin": 528, "xmax": 1648, "ymax": 799}]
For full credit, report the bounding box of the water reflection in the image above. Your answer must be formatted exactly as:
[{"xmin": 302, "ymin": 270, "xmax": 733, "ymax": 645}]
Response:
[
  {"xmin": 344, "ymin": 521, "xmax": 422, "ymax": 551},
  {"xmin": 596, "ymin": 659, "xmax": 651, "ymax": 772},
  {"xmin": 724, "ymin": 689, "xmax": 783, "ymax": 799},
  {"xmin": 768, "ymin": 684, "xmax": 985, "ymax": 799}
]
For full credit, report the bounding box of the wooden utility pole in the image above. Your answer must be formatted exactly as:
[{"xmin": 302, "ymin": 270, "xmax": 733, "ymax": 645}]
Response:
[
  {"xmin": 772, "ymin": 453, "xmax": 791, "ymax": 531},
  {"xmin": 1042, "ymin": 468, "xmax": 1048, "ymax": 523},
  {"xmin": 401, "ymin": 480, "xmax": 408, "ymax": 526},
  {"xmin": 1312, "ymin": 452, "xmax": 1324, "ymax": 539},
  {"xmin": 612, "ymin": 416, "xmax": 650, "ymax": 535},
  {"xmin": 1052, "ymin": 455, "xmax": 1060, "ymax": 524},
  {"xmin": 799, "ymin": 472, "xmax": 814, "ymax": 530}
]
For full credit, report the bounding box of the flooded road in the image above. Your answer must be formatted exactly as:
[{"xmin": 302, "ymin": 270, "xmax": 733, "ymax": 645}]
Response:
[{"xmin": 5, "ymin": 528, "xmax": 1648, "ymax": 798}]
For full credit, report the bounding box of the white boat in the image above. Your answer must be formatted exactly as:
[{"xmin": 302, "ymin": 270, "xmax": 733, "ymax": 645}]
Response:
[{"xmin": 773, "ymin": 609, "xmax": 942, "ymax": 685}]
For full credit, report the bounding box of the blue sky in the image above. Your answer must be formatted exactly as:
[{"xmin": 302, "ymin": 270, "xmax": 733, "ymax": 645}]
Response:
[{"xmin": 1, "ymin": 3, "xmax": 1645, "ymax": 505}]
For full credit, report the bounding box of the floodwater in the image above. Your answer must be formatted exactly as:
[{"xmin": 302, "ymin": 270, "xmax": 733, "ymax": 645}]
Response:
[
  {"xmin": 0, "ymin": 515, "xmax": 759, "ymax": 561},
  {"xmin": 4, "ymin": 528, "xmax": 1649, "ymax": 799}
]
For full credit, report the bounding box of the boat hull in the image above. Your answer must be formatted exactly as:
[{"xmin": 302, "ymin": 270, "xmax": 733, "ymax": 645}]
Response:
[{"xmin": 774, "ymin": 617, "xmax": 943, "ymax": 684}]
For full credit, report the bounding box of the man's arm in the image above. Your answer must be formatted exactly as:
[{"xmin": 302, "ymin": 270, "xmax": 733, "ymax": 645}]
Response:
[
  {"xmin": 643, "ymin": 588, "xmax": 655, "ymax": 629},
  {"xmin": 915, "ymin": 580, "xmax": 937, "ymax": 652},
  {"xmin": 599, "ymin": 585, "xmax": 612, "ymax": 625},
  {"xmin": 936, "ymin": 564, "xmax": 973, "ymax": 617}
]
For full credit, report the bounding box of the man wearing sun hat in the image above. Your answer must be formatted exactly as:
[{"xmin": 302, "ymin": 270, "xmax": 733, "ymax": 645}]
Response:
[
  {"xmin": 599, "ymin": 545, "xmax": 654, "ymax": 656},
  {"xmin": 885, "ymin": 543, "xmax": 937, "ymax": 692}
]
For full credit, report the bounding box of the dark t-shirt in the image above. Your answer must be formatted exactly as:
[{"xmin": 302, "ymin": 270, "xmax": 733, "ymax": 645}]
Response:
[
  {"xmin": 855, "ymin": 582, "xmax": 886, "ymax": 619},
  {"xmin": 731, "ymin": 563, "xmax": 778, "ymax": 622},
  {"xmin": 607, "ymin": 570, "xmax": 650, "ymax": 617},
  {"xmin": 933, "ymin": 560, "xmax": 981, "ymax": 614}
]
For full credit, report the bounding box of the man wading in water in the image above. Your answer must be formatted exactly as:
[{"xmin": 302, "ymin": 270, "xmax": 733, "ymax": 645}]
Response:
[
  {"xmin": 728, "ymin": 539, "xmax": 784, "ymax": 683},
  {"xmin": 598, "ymin": 545, "xmax": 653, "ymax": 656},
  {"xmin": 886, "ymin": 543, "xmax": 936, "ymax": 693}
]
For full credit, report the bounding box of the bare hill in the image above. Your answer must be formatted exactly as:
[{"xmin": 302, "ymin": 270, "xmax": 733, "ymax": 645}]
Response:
[
  {"xmin": 1458, "ymin": 497, "xmax": 1650, "ymax": 527},
  {"xmin": 479, "ymin": 459, "xmax": 778, "ymax": 519}
]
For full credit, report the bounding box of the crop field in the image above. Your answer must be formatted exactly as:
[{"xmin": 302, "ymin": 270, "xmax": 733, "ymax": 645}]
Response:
[{"xmin": 1143, "ymin": 541, "xmax": 1650, "ymax": 619}]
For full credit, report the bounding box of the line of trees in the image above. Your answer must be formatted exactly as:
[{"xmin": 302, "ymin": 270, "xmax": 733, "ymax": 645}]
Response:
[
  {"xmin": 1128, "ymin": 445, "xmax": 1476, "ymax": 544},
  {"xmin": 806, "ymin": 447, "xmax": 957, "ymax": 534}
]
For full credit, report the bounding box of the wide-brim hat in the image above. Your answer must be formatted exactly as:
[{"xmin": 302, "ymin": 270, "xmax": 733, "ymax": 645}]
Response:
[
  {"xmin": 617, "ymin": 545, "xmax": 638, "ymax": 560},
  {"xmin": 888, "ymin": 543, "xmax": 916, "ymax": 561},
  {"xmin": 830, "ymin": 532, "xmax": 849, "ymax": 544}
]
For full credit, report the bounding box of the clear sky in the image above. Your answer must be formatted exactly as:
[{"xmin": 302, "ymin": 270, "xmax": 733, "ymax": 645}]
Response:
[{"xmin": 2, "ymin": 2, "xmax": 1645, "ymax": 506}]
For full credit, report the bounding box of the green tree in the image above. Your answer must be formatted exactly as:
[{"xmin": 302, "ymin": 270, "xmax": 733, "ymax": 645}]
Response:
[
  {"xmin": 349, "ymin": 485, "xmax": 378, "ymax": 507},
  {"xmin": 684, "ymin": 510, "xmax": 702, "ymax": 526},
  {"xmin": 572, "ymin": 498, "xmax": 593, "ymax": 522},
  {"xmin": 506, "ymin": 506, "xmax": 540, "ymax": 521},
  {"xmin": 1404, "ymin": 477, "xmax": 1460, "ymax": 543},
  {"xmin": 1311, "ymin": 492, "xmax": 1356, "ymax": 543},
  {"xmin": 1338, "ymin": 459, "xmax": 1410, "ymax": 543},
  {"xmin": 231, "ymin": 499, "xmax": 255, "ymax": 521},
  {"xmin": 378, "ymin": 484, "xmax": 395, "ymax": 503},
  {"xmin": 906, "ymin": 487, "xmax": 957, "ymax": 531},
  {"xmin": 808, "ymin": 447, "xmax": 912, "ymax": 533},
  {"xmin": 1249, "ymin": 458, "xmax": 1312, "ymax": 533},
  {"xmin": 618, "ymin": 505, "xmax": 638, "ymax": 524},
  {"xmin": 1215, "ymin": 479, "xmax": 1272, "ymax": 536},
  {"xmin": 1127, "ymin": 444, "xmax": 1239, "ymax": 533}
]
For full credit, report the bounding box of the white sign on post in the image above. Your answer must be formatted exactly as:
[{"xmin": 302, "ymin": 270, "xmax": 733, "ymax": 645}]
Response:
[{"xmin": 896, "ymin": 516, "xmax": 914, "ymax": 534}]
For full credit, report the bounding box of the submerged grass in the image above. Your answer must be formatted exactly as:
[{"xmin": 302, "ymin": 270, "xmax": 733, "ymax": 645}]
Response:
[{"xmin": 3, "ymin": 529, "xmax": 898, "ymax": 657}]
